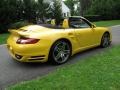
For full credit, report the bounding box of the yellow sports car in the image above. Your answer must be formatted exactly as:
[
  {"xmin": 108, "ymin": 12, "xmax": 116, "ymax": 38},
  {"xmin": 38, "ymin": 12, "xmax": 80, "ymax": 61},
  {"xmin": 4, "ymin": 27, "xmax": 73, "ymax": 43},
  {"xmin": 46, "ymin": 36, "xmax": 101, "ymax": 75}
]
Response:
[{"xmin": 7, "ymin": 16, "xmax": 112, "ymax": 64}]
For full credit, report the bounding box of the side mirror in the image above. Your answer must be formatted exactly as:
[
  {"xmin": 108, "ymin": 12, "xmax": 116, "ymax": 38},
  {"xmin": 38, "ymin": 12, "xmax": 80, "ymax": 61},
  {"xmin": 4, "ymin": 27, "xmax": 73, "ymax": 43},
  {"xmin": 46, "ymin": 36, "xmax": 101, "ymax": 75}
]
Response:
[{"xmin": 91, "ymin": 24, "xmax": 96, "ymax": 28}]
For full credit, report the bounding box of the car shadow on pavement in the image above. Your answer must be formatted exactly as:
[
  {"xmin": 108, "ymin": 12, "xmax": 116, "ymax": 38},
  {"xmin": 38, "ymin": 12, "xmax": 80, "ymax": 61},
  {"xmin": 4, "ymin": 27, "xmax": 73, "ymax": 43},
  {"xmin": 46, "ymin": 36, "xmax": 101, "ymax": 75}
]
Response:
[{"xmin": 12, "ymin": 59, "xmax": 53, "ymax": 67}]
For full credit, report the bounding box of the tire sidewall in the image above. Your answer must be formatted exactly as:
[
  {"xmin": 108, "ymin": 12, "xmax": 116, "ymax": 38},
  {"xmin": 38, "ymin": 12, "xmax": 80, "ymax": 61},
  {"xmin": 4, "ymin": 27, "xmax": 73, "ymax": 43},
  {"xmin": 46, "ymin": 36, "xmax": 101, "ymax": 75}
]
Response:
[
  {"xmin": 48, "ymin": 40, "xmax": 71, "ymax": 65},
  {"xmin": 101, "ymin": 33, "xmax": 110, "ymax": 48}
]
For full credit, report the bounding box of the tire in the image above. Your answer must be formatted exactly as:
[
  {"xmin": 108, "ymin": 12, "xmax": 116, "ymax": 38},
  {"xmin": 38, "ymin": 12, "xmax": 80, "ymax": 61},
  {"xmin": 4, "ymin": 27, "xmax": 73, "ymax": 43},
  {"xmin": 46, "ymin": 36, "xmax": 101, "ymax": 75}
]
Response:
[
  {"xmin": 100, "ymin": 33, "xmax": 111, "ymax": 48},
  {"xmin": 48, "ymin": 40, "xmax": 71, "ymax": 65}
]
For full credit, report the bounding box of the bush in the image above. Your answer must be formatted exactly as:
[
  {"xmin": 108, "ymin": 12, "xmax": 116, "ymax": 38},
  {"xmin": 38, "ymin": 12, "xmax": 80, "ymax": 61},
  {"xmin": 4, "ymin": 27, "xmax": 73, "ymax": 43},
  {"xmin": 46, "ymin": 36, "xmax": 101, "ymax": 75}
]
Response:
[
  {"xmin": 9, "ymin": 21, "xmax": 32, "ymax": 29},
  {"xmin": 84, "ymin": 15, "xmax": 101, "ymax": 22},
  {"xmin": 0, "ymin": 24, "xmax": 8, "ymax": 33},
  {"xmin": 86, "ymin": 0, "xmax": 120, "ymax": 20}
]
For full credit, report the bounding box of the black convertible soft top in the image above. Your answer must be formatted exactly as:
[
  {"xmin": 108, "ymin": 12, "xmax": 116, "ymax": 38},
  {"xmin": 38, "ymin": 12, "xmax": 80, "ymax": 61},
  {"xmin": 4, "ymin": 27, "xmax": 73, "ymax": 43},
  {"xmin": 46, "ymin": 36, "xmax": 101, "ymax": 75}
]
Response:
[
  {"xmin": 39, "ymin": 24, "xmax": 64, "ymax": 29},
  {"xmin": 39, "ymin": 16, "xmax": 93, "ymax": 29}
]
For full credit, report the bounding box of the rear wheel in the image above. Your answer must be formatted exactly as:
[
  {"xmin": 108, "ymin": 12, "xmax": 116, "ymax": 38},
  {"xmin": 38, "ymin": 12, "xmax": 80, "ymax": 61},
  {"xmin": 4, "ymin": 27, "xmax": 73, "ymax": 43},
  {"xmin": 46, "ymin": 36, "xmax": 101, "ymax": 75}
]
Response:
[
  {"xmin": 49, "ymin": 40, "xmax": 71, "ymax": 65},
  {"xmin": 101, "ymin": 33, "xmax": 110, "ymax": 48}
]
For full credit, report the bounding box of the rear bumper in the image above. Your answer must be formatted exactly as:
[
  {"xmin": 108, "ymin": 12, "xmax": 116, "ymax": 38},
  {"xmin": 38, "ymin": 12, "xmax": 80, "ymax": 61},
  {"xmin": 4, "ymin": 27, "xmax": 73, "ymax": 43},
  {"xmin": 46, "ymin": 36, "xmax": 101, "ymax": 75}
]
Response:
[{"xmin": 7, "ymin": 44, "xmax": 50, "ymax": 63}]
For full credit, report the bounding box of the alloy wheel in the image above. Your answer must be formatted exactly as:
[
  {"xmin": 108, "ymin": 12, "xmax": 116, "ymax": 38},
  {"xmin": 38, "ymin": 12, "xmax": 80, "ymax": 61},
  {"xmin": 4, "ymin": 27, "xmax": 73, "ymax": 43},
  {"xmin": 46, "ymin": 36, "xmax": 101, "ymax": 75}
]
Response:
[{"xmin": 53, "ymin": 41, "xmax": 71, "ymax": 64}]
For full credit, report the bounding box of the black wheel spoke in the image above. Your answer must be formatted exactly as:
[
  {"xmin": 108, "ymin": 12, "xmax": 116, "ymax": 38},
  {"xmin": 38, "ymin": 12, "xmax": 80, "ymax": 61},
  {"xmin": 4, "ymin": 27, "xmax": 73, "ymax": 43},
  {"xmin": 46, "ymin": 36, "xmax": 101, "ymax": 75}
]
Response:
[
  {"xmin": 55, "ymin": 52, "xmax": 61, "ymax": 60},
  {"xmin": 61, "ymin": 42, "xmax": 66, "ymax": 50},
  {"xmin": 63, "ymin": 50, "xmax": 70, "ymax": 54},
  {"xmin": 55, "ymin": 47, "xmax": 62, "ymax": 52}
]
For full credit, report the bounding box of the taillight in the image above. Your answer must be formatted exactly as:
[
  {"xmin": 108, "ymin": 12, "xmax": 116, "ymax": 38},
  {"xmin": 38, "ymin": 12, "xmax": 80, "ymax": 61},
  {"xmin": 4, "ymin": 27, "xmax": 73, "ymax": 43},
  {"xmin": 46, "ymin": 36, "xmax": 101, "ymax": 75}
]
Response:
[{"xmin": 16, "ymin": 37, "xmax": 40, "ymax": 44}]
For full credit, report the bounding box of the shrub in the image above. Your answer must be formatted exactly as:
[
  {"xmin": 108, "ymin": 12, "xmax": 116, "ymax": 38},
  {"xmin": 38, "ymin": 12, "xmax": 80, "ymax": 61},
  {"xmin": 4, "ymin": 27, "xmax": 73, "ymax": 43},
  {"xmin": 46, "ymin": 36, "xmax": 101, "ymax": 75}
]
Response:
[
  {"xmin": 86, "ymin": 0, "xmax": 120, "ymax": 20},
  {"xmin": 84, "ymin": 15, "xmax": 101, "ymax": 22},
  {"xmin": 9, "ymin": 21, "xmax": 32, "ymax": 29}
]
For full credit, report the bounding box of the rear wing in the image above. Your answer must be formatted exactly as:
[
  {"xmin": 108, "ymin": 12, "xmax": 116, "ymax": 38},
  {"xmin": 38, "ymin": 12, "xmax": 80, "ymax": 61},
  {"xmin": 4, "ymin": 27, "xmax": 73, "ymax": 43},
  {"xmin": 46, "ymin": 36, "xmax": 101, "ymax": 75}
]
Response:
[
  {"xmin": 8, "ymin": 29, "xmax": 29, "ymax": 37},
  {"xmin": 8, "ymin": 29, "xmax": 20, "ymax": 36}
]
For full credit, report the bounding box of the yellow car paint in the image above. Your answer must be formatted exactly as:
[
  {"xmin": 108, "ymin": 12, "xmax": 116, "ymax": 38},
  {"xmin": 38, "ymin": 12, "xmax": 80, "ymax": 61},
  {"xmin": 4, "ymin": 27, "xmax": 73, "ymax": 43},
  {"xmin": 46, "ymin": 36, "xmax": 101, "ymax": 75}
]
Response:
[{"xmin": 7, "ymin": 17, "xmax": 112, "ymax": 63}]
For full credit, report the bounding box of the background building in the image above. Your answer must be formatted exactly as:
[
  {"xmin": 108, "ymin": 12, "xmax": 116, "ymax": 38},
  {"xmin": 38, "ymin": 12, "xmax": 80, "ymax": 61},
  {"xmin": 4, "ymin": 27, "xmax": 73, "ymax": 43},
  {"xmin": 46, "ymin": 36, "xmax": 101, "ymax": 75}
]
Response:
[{"xmin": 44, "ymin": 0, "xmax": 71, "ymax": 17}]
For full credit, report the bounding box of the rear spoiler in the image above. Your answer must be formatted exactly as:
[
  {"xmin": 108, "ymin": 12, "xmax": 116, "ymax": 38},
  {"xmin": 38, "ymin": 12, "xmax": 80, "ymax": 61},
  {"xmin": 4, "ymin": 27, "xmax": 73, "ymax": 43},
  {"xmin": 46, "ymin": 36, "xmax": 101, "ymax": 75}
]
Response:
[
  {"xmin": 8, "ymin": 29, "xmax": 29, "ymax": 37},
  {"xmin": 8, "ymin": 29, "xmax": 20, "ymax": 36}
]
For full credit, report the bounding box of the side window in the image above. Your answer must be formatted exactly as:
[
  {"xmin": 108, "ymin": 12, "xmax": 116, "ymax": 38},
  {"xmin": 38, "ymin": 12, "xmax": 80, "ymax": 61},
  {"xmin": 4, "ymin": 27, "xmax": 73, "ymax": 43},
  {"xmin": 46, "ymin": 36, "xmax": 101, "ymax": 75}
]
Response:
[{"xmin": 69, "ymin": 19, "xmax": 90, "ymax": 28}]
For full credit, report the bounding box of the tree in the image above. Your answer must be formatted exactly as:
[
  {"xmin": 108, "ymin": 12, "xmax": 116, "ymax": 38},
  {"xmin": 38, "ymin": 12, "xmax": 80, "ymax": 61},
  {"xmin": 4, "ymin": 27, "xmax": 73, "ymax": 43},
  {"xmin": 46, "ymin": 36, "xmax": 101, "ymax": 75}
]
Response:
[
  {"xmin": 0, "ymin": 0, "xmax": 7, "ymax": 33},
  {"xmin": 64, "ymin": 0, "xmax": 92, "ymax": 16},
  {"xmin": 64, "ymin": 0, "xmax": 76, "ymax": 16},
  {"xmin": 51, "ymin": 0, "xmax": 63, "ymax": 25},
  {"xmin": 0, "ymin": 0, "xmax": 37, "ymax": 33},
  {"xmin": 0, "ymin": 0, "xmax": 23, "ymax": 33},
  {"xmin": 79, "ymin": 0, "xmax": 92, "ymax": 15},
  {"xmin": 37, "ymin": 0, "xmax": 51, "ymax": 23},
  {"xmin": 86, "ymin": 0, "xmax": 120, "ymax": 20},
  {"xmin": 0, "ymin": 0, "xmax": 63, "ymax": 33},
  {"xmin": 23, "ymin": 0, "xmax": 37, "ymax": 23}
]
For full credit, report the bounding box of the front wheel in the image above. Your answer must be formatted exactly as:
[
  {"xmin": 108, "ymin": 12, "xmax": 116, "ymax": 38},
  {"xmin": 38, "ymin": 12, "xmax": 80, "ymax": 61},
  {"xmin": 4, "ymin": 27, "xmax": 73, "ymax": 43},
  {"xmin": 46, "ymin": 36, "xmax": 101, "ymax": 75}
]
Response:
[
  {"xmin": 49, "ymin": 40, "xmax": 71, "ymax": 65},
  {"xmin": 100, "ymin": 33, "xmax": 111, "ymax": 48}
]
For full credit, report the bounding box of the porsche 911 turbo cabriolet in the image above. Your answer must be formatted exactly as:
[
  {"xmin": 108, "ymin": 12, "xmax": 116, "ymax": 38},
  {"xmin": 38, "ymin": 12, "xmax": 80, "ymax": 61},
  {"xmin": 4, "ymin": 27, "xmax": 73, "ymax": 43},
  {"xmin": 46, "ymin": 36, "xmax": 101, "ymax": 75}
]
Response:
[{"xmin": 7, "ymin": 16, "xmax": 112, "ymax": 64}]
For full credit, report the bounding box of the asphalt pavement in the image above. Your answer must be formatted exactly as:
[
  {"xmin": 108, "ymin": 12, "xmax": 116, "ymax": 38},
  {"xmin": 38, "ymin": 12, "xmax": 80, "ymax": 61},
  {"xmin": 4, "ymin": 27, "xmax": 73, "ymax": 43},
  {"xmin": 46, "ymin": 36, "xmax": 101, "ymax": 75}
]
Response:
[{"xmin": 0, "ymin": 25, "xmax": 120, "ymax": 89}]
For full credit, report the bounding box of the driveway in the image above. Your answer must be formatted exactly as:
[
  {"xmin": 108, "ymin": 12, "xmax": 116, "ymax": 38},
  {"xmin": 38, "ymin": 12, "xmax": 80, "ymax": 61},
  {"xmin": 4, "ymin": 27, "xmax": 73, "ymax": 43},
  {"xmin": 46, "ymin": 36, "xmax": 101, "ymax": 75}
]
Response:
[{"xmin": 0, "ymin": 25, "xmax": 120, "ymax": 89}]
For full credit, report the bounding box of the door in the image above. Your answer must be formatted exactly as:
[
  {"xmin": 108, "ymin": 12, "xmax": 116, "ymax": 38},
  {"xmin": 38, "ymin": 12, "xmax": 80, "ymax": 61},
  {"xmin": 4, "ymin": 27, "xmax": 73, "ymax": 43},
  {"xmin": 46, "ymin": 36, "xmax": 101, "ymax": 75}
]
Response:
[{"xmin": 69, "ymin": 18, "xmax": 95, "ymax": 48}]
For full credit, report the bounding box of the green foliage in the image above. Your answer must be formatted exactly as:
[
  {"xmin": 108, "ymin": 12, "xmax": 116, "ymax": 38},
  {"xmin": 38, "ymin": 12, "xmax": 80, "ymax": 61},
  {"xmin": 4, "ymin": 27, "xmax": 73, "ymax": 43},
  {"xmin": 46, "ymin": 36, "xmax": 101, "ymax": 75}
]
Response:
[
  {"xmin": 65, "ymin": 0, "xmax": 120, "ymax": 20},
  {"xmin": 22, "ymin": 0, "xmax": 37, "ymax": 23},
  {"xmin": 64, "ymin": 0, "xmax": 92, "ymax": 16},
  {"xmin": 64, "ymin": 0, "xmax": 83, "ymax": 16},
  {"xmin": 37, "ymin": 0, "xmax": 51, "ymax": 23},
  {"xmin": 9, "ymin": 21, "xmax": 32, "ymax": 29},
  {"xmin": 79, "ymin": 0, "xmax": 92, "ymax": 15},
  {"xmin": 0, "ymin": 0, "xmax": 33, "ymax": 33},
  {"xmin": 86, "ymin": 0, "xmax": 120, "ymax": 20},
  {"xmin": 51, "ymin": 0, "xmax": 63, "ymax": 25},
  {"xmin": 0, "ymin": 0, "xmax": 62, "ymax": 33},
  {"xmin": 84, "ymin": 15, "xmax": 101, "ymax": 22},
  {"xmin": 64, "ymin": 0, "xmax": 76, "ymax": 16},
  {"xmin": 0, "ymin": 0, "xmax": 23, "ymax": 33}
]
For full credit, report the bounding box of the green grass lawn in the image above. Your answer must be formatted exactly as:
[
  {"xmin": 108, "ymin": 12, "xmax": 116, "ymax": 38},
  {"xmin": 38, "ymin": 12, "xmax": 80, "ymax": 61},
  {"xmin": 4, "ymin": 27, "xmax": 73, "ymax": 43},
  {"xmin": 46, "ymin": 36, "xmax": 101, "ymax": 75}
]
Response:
[
  {"xmin": 0, "ymin": 33, "xmax": 9, "ymax": 44},
  {"xmin": 7, "ymin": 46, "xmax": 120, "ymax": 90},
  {"xmin": 0, "ymin": 20, "xmax": 120, "ymax": 45},
  {"xmin": 93, "ymin": 20, "xmax": 120, "ymax": 27}
]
